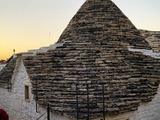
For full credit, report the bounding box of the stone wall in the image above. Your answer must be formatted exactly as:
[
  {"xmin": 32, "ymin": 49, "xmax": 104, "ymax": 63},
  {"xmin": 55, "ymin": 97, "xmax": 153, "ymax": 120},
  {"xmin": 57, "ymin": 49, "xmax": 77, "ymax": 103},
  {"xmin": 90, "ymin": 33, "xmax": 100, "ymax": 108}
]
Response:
[
  {"xmin": 0, "ymin": 56, "xmax": 69, "ymax": 120},
  {"xmin": 0, "ymin": 57, "xmax": 17, "ymax": 89},
  {"xmin": 129, "ymin": 82, "xmax": 160, "ymax": 120},
  {"xmin": 140, "ymin": 29, "xmax": 160, "ymax": 52}
]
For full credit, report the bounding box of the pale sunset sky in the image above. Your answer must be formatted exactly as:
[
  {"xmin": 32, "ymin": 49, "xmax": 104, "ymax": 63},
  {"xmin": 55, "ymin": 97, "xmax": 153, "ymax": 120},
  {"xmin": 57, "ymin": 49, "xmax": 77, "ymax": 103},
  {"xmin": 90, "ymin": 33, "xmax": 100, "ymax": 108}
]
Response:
[{"xmin": 0, "ymin": 0, "xmax": 160, "ymax": 60}]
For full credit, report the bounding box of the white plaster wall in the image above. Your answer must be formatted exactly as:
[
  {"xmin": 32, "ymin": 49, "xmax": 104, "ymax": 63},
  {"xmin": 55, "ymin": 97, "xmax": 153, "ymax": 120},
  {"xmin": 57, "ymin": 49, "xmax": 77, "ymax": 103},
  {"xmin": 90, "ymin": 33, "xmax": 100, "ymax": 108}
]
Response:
[{"xmin": 0, "ymin": 57, "xmax": 70, "ymax": 120}]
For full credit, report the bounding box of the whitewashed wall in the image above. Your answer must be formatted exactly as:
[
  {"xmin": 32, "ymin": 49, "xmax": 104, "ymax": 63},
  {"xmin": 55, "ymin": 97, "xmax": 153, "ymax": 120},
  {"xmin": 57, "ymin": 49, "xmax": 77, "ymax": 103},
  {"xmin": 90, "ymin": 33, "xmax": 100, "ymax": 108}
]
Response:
[{"xmin": 0, "ymin": 57, "xmax": 69, "ymax": 120}]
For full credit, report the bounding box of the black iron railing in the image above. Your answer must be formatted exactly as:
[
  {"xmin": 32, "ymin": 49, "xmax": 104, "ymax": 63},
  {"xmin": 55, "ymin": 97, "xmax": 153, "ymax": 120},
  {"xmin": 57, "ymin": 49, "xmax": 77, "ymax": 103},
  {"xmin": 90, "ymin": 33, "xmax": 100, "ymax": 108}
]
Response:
[
  {"xmin": 36, "ymin": 81, "xmax": 106, "ymax": 120},
  {"xmin": 75, "ymin": 81, "xmax": 106, "ymax": 120}
]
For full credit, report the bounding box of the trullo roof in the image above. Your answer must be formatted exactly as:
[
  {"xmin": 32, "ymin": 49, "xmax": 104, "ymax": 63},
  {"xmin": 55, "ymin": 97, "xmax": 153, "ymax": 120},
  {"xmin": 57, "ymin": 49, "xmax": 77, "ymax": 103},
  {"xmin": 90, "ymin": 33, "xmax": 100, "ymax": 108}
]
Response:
[{"xmin": 23, "ymin": 0, "xmax": 160, "ymax": 119}]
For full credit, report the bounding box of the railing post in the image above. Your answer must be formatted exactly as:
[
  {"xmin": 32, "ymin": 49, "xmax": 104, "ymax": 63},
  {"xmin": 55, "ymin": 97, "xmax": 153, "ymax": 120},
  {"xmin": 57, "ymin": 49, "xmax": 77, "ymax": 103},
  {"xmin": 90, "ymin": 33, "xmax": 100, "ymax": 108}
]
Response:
[
  {"xmin": 47, "ymin": 104, "xmax": 50, "ymax": 120},
  {"xmin": 7, "ymin": 81, "xmax": 9, "ymax": 92},
  {"xmin": 86, "ymin": 81, "xmax": 90, "ymax": 120},
  {"xmin": 36, "ymin": 79, "xmax": 38, "ymax": 112},
  {"xmin": 7, "ymin": 79, "xmax": 11, "ymax": 92},
  {"xmin": 76, "ymin": 83, "xmax": 79, "ymax": 120},
  {"xmin": 102, "ymin": 82, "xmax": 105, "ymax": 120}
]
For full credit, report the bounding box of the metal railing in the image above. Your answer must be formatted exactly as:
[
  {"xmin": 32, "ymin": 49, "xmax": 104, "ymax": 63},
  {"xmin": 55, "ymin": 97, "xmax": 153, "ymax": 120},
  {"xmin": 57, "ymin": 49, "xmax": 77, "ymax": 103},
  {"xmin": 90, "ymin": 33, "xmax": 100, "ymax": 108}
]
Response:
[
  {"xmin": 36, "ymin": 104, "xmax": 50, "ymax": 120},
  {"xmin": 75, "ymin": 81, "xmax": 106, "ymax": 120},
  {"xmin": 35, "ymin": 81, "xmax": 106, "ymax": 120}
]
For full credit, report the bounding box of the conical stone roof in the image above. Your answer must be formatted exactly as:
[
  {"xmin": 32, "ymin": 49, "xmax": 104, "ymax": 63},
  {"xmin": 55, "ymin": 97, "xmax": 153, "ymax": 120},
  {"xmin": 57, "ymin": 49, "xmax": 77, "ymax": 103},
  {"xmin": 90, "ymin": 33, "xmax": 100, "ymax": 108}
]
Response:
[
  {"xmin": 23, "ymin": 0, "xmax": 160, "ymax": 119},
  {"xmin": 58, "ymin": 0, "xmax": 150, "ymax": 49}
]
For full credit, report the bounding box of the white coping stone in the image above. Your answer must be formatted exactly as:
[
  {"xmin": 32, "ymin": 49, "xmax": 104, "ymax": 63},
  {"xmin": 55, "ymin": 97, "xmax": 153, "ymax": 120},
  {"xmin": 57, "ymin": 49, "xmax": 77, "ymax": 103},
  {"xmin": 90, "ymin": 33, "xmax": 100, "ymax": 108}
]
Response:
[
  {"xmin": 26, "ymin": 43, "xmax": 63, "ymax": 57},
  {"xmin": 128, "ymin": 48, "xmax": 160, "ymax": 59}
]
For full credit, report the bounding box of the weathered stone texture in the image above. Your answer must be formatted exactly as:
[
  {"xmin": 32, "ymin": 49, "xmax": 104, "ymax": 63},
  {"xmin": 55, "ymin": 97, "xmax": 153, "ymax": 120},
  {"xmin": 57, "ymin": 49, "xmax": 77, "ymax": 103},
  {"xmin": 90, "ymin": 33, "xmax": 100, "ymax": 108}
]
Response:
[
  {"xmin": 0, "ymin": 56, "xmax": 17, "ymax": 88},
  {"xmin": 0, "ymin": 57, "xmax": 70, "ymax": 120},
  {"xmin": 58, "ymin": 0, "xmax": 151, "ymax": 50},
  {"xmin": 140, "ymin": 29, "xmax": 160, "ymax": 52},
  {"xmin": 0, "ymin": 64, "xmax": 6, "ymax": 71},
  {"xmin": 0, "ymin": 0, "xmax": 159, "ymax": 119},
  {"xmin": 130, "ymin": 83, "xmax": 160, "ymax": 120},
  {"xmin": 24, "ymin": 47, "xmax": 160, "ymax": 119},
  {"xmin": 23, "ymin": 0, "xmax": 160, "ymax": 119}
]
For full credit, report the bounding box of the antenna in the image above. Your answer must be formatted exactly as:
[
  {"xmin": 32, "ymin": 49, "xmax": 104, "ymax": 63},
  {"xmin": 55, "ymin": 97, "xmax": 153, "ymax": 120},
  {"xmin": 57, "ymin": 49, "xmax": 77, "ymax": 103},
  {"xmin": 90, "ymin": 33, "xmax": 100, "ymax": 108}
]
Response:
[{"xmin": 49, "ymin": 32, "xmax": 51, "ymax": 45}]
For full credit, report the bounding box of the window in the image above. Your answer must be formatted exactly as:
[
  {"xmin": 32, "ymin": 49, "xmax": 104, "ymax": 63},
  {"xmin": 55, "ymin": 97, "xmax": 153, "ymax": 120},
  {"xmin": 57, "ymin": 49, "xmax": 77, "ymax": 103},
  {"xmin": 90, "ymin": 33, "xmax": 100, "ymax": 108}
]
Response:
[{"xmin": 25, "ymin": 85, "xmax": 29, "ymax": 101}]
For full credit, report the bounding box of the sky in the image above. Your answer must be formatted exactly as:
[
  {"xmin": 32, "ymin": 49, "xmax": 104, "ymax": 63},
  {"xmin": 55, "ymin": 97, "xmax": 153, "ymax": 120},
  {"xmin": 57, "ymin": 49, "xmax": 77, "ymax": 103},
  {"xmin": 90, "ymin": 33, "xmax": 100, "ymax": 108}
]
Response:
[{"xmin": 0, "ymin": 0, "xmax": 160, "ymax": 60}]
